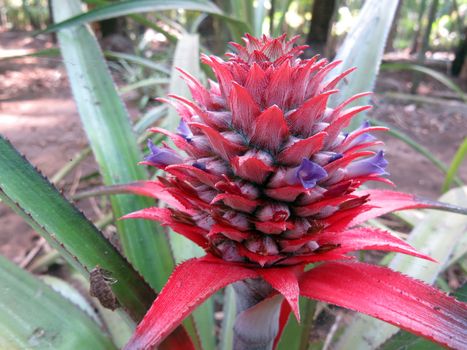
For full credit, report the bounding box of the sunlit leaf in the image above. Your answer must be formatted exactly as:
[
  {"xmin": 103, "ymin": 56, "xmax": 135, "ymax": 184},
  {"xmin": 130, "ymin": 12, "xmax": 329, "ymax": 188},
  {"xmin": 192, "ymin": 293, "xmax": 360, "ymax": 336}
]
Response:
[{"xmin": 329, "ymin": 0, "xmax": 400, "ymax": 129}]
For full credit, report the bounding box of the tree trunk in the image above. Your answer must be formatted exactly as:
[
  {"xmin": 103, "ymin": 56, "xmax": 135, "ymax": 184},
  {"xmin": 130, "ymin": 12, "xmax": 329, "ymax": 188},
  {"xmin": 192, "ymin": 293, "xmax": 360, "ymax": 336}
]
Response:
[
  {"xmin": 452, "ymin": 27, "xmax": 467, "ymax": 78},
  {"xmin": 385, "ymin": 0, "xmax": 404, "ymax": 53},
  {"xmin": 411, "ymin": 0, "xmax": 439, "ymax": 93},
  {"xmin": 410, "ymin": 0, "xmax": 428, "ymax": 54},
  {"xmin": 306, "ymin": 0, "xmax": 337, "ymax": 56}
]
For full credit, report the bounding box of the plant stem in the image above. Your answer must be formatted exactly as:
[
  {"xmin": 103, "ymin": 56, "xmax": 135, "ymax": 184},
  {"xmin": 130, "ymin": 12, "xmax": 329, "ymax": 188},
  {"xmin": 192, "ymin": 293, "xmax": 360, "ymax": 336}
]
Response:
[{"xmin": 232, "ymin": 279, "xmax": 281, "ymax": 350}]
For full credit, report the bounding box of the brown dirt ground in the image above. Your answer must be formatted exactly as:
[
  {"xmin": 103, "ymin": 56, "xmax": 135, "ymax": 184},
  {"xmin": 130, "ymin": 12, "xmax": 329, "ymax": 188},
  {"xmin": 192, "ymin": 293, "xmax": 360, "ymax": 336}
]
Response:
[{"xmin": 0, "ymin": 30, "xmax": 466, "ymax": 266}]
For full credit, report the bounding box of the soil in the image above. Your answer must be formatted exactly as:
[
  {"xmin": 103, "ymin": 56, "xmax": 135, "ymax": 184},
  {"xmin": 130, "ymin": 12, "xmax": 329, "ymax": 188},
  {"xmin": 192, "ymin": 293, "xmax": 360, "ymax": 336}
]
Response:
[{"xmin": 1, "ymin": 30, "xmax": 466, "ymax": 266}]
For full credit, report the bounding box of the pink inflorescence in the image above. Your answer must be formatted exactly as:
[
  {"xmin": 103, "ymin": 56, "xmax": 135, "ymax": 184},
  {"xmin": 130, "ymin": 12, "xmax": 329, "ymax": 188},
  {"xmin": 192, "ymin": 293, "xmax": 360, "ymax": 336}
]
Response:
[{"xmin": 134, "ymin": 34, "xmax": 390, "ymax": 267}]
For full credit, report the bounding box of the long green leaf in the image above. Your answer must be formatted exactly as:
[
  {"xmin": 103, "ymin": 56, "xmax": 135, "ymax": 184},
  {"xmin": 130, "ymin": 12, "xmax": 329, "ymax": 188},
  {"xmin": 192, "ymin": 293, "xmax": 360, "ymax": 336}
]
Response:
[
  {"xmin": 83, "ymin": 0, "xmax": 179, "ymax": 43},
  {"xmin": 0, "ymin": 254, "xmax": 115, "ymax": 349},
  {"xmin": 329, "ymin": 0, "xmax": 400, "ymax": 129},
  {"xmin": 381, "ymin": 63, "xmax": 467, "ymax": 103},
  {"xmin": 52, "ymin": 0, "xmax": 174, "ymax": 290},
  {"xmin": 104, "ymin": 50, "xmax": 171, "ymax": 75},
  {"xmin": 442, "ymin": 137, "xmax": 467, "ymax": 193},
  {"xmin": 0, "ymin": 136, "xmax": 155, "ymax": 320},
  {"xmin": 253, "ymin": 0, "xmax": 267, "ymax": 36},
  {"xmin": 219, "ymin": 286, "xmax": 236, "ymax": 350},
  {"xmin": 334, "ymin": 186, "xmax": 467, "ymax": 350},
  {"xmin": 276, "ymin": 298, "xmax": 318, "ymax": 350},
  {"xmin": 43, "ymin": 0, "xmax": 221, "ymax": 34}
]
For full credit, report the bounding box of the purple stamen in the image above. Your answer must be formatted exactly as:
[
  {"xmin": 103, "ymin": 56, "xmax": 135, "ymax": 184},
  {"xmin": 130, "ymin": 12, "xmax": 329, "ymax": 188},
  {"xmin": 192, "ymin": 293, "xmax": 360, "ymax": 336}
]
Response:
[
  {"xmin": 176, "ymin": 120, "xmax": 194, "ymax": 141},
  {"xmin": 296, "ymin": 159, "xmax": 328, "ymax": 189},
  {"xmin": 145, "ymin": 140, "xmax": 182, "ymax": 166},
  {"xmin": 346, "ymin": 150, "xmax": 389, "ymax": 177}
]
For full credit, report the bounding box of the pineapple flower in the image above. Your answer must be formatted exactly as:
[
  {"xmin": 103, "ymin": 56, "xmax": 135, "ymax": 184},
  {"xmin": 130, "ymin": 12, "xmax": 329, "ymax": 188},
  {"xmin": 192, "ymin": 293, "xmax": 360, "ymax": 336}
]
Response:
[{"xmin": 121, "ymin": 35, "xmax": 467, "ymax": 350}]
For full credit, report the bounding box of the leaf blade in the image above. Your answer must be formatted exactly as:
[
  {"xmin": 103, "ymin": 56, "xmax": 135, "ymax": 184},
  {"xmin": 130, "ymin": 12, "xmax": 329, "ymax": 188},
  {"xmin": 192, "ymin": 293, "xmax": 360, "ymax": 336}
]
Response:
[
  {"xmin": 52, "ymin": 0, "xmax": 174, "ymax": 290},
  {"xmin": 300, "ymin": 261, "xmax": 467, "ymax": 349},
  {"xmin": 0, "ymin": 254, "xmax": 116, "ymax": 349},
  {"xmin": 42, "ymin": 0, "xmax": 222, "ymax": 34},
  {"xmin": 0, "ymin": 136, "xmax": 155, "ymax": 320}
]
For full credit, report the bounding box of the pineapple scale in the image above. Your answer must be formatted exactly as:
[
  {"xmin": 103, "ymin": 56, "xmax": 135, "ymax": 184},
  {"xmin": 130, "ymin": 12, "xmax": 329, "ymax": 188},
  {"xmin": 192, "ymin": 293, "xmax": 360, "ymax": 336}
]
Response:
[{"xmin": 144, "ymin": 34, "xmax": 389, "ymax": 267}]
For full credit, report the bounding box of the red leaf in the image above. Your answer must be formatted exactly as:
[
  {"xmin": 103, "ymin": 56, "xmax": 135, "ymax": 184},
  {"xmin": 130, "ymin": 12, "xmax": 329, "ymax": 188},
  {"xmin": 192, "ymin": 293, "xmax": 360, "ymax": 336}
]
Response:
[
  {"xmin": 323, "ymin": 105, "xmax": 373, "ymax": 146},
  {"xmin": 176, "ymin": 68, "xmax": 212, "ymax": 108},
  {"xmin": 264, "ymin": 185, "xmax": 309, "ymax": 202},
  {"xmin": 124, "ymin": 256, "xmax": 258, "ymax": 350},
  {"xmin": 211, "ymin": 193, "xmax": 259, "ymax": 213},
  {"xmin": 258, "ymin": 266, "xmax": 301, "ymax": 321},
  {"xmin": 277, "ymin": 131, "xmax": 327, "ymax": 166},
  {"xmin": 165, "ymin": 163, "xmax": 220, "ymax": 187},
  {"xmin": 122, "ymin": 208, "xmax": 209, "ymax": 249},
  {"xmin": 299, "ymin": 262, "xmax": 467, "ymax": 349},
  {"xmin": 273, "ymin": 301, "xmax": 292, "ymax": 350},
  {"xmin": 230, "ymin": 82, "xmax": 260, "ymax": 135},
  {"xmin": 250, "ymin": 105, "xmax": 289, "ymax": 152},
  {"xmin": 189, "ymin": 122, "xmax": 246, "ymax": 161},
  {"xmin": 201, "ymin": 54, "xmax": 234, "ymax": 98},
  {"xmin": 159, "ymin": 326, "xmax": 195, "ymax": 350},
  {"xmin": 116, "ymin": 181, "xmax": 193, "ymax": 213},
  {"xmin": 349, "ymin": 189, "xmax": 467, "ymax": 227},
  {"xmin": 232, "ymin": 154, "xmax": 274, "ymax": 184},
  {"xmin": 287, "ymin": 90, "xmax": 337, "ymax": 136},
  {"xmin": 314, "ymin": 227, "xmax": 435, "ymax": 261}
]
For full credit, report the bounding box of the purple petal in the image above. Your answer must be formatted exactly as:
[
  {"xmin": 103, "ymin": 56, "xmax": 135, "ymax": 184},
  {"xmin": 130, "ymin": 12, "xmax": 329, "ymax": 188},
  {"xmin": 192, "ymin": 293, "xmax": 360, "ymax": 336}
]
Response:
[
  {"xmin": 296, "ymin": 159, "xmax": 328, "ymax": 189},
  {"xmin": 349, "ymin": 120, "xmax": 377, "ymax": 145},
  {"xmin": 313, "ymin": 151, "xmax": 343, "ymax": 166},
  {"xmin": 145, "ymin": 140, "xmax": 182, "ymax": 166},
  {"xmin": 346, "ymin": 150, "xmax": 389, "ymax": 177},
  {"xmin": 176, "ymin": 120, "xmax": 194, "ymax": 141}
]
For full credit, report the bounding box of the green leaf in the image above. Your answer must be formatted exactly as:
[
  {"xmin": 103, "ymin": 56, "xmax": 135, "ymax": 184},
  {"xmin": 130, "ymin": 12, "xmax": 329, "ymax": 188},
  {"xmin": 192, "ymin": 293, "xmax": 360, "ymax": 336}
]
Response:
[
  {"xmin": 276, "ymin": 298, "xmax": 317, "ymax": 350},
  {"xmin": 0, "ymin": 254, "xmax": 116, "ymax": 349},
  {"xmin": 52, "ymin": 0, "xmax": 174, "ymax": 290},
  {"xmin": 381, "ymin": 63, "xmax": 467, "ymax": 103},
  {"xmin": 253, "ymin": 0, "xmax": 267, "ymax": 36},
  {"xmin": 0, "ymin": 136, "xmax": 155, "ymax": 321},
  {"xmin": 219, "ymin": 286, "xmax": 236, "ymax": 350},
  {"xmin": 104, "ymin": 50, "xmax": 171, "ymax": 75},
  {"xmin": 377, "ymin": 331, "xmax": 443, "ymax": 350},
  {"xmin": 83, "ymin": 0, "xmax": 178, "ymax": 43},
  {"xmin": 442, "ymin": 137, "xmax": 467, "ymax": 193},
  {"xmin": 67, "ymin": 273, "xmax": 135, "ymax": 348},
  {"xmin": 334, "ymin": 186, "xmax": 467, "ymax": 350},
  {"xmin": 42, "ymin": 0, "xmax": 222, "ymax": 34},
  {"xmin": 329, "ymin": 0, "xmax": 400, "ymax": 129}
]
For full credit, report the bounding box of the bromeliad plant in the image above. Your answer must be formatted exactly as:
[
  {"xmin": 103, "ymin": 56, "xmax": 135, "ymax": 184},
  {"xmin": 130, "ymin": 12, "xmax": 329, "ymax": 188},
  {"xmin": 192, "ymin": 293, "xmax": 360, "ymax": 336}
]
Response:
[{"xmin": 121, "ymin": 35, "xmax": 467, "ymax": 350}]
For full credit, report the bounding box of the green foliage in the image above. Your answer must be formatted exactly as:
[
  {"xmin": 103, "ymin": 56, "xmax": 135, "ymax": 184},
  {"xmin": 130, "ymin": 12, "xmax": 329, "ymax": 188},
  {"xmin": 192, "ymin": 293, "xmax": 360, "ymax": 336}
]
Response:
[
  {"xmin": 0, "ymin": 254, "xmax": 116, "ymax": 349},
  {"xmin": 0, "ymin": 136, "xmax": 156, "ymax": 321},
  {"xmin": 443, "ymin": 137, "xmax": 467, "ymax": 193},
  {"xmin": 52, "ymin": 0, "xmax": 175, "ymax": 291}
]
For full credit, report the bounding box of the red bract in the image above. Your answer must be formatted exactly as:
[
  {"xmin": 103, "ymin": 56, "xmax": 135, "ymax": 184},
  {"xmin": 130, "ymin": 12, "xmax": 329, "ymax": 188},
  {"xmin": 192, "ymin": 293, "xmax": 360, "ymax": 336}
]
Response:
[{"xmin": 123, "ymin": 35, "xmax": 467, "ymax": 349}]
